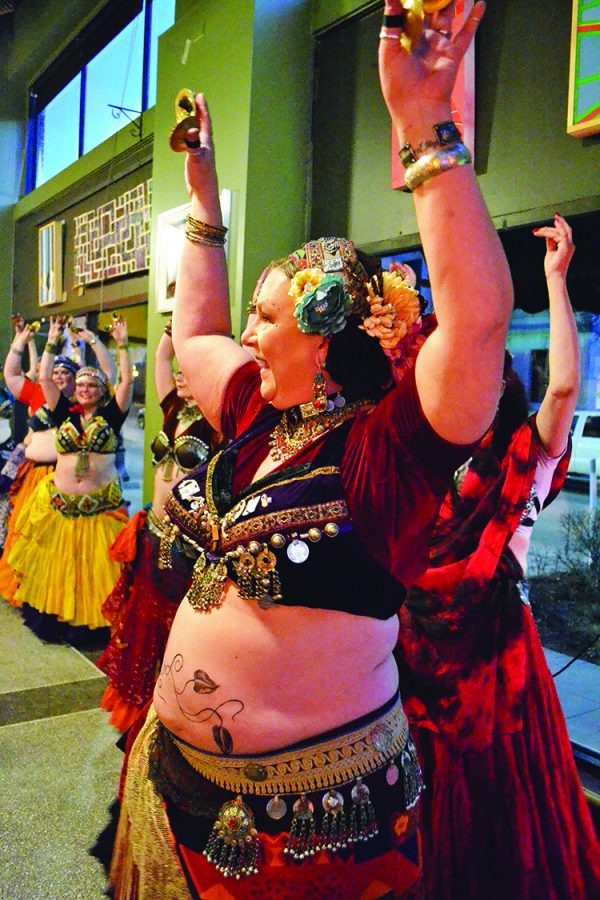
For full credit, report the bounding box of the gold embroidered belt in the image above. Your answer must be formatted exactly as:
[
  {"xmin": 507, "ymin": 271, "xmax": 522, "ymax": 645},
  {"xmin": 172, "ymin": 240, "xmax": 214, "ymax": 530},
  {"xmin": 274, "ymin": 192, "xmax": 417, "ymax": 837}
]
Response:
[
  {"xmin": 49, "ymin": 477, "xmax": 124, "ymax": 518},
  {"xmin": 169, "ymin": 692, "xmax": 409, "ymax": 797}
]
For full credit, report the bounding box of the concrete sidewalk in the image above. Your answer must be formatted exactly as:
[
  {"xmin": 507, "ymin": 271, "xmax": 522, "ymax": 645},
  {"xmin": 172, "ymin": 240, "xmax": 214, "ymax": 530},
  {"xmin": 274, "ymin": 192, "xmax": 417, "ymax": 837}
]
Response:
[{"xmin": 544, "ymin": 646, "xmax": 600, "ymax": 752}]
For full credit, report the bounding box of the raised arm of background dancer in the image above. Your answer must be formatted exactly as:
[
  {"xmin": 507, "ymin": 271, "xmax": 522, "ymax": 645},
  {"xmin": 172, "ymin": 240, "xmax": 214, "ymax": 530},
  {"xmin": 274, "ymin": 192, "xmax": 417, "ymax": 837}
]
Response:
[
  {"xmin": 39, "ymin": 316, "xmax": 65, "ymax": 410},
  {"xmin": 110, "ymin": 317, "xmax": 134, "ymax": 412},
  {"xmin": 379, "ymin": 1, "xmax": 513, "ymax": 445},
  {"xmin": 155, "ymin": 326, "xmax": 176, "ymax": 403},
  {"xmin": 25, "ymin": 332, "xmax": 38, "ymax": 381},
  {"xmin": 77, "ymin": 327, "xmax": 117, "ymax": 383},
  {"xmin": 172, "ymin": 94, "xmax": 252, "ymax": 432},
  {"xmin": 4, "ymin": 318, "xmax": 33, "ymax": 397},
  {"xmin": 533, "ymin": 214, "xmax": 580, "ymax": 457}
]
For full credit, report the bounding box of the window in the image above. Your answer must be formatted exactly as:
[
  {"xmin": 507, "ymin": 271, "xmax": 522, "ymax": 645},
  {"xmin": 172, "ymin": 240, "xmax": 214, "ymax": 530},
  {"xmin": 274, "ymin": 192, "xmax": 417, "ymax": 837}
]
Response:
[
  {"xmin": 530, "ymin": 349, "xmax": 548, "ymax": 404},
  {"xmin": 582, "ymin": 415, "xmax": 600, "ymax": 438},
  {"xmin": 35, "ymin": 74, "xmax": 81, "ymax": 185},
  {"xmin": 27, "ymin": 0, "xmax": 175, "ymax": 191}
]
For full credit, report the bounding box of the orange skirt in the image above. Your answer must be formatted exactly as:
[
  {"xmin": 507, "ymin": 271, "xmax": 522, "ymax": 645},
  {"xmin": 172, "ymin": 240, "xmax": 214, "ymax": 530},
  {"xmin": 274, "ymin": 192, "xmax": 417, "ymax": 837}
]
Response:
[{"xmin": 0, "ymin": 461, "xmax": 54, "ymax": 604}]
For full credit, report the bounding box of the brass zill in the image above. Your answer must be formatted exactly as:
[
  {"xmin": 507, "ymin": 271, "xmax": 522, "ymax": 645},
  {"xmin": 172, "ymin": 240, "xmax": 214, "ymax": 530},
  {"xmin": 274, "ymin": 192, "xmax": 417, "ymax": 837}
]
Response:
[{"xmin": 169, "ymin": 88, "xmax": 200, "ymax": 152}]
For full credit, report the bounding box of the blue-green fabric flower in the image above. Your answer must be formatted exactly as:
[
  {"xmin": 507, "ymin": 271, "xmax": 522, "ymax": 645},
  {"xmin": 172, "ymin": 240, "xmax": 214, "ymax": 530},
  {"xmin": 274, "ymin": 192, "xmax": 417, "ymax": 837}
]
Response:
[{"xmin": 293, "ymin": 275, "xmax": 353, "ymax": 335}]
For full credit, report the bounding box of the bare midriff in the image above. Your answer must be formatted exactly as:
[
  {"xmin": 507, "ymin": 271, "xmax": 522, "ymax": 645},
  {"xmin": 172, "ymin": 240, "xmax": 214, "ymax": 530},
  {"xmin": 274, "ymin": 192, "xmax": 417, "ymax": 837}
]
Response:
[
  {"xmin": 53, "ymin": 452, "xmax": 119, "ymax": 495},
  {"xmin": 154, "ymin": 581, "xmax": 400, "ymax": 754},
  {"xmin": 24, "ymin": 428, "xmax": 57, "ymax": 464}
]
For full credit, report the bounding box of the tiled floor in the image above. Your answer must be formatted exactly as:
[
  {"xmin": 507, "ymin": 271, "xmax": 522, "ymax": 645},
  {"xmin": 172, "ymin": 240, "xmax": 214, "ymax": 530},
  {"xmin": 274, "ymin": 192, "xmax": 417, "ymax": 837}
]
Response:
[{"xmin": 0, "ymin": 603, "xmax": 120, "ymax": 899}]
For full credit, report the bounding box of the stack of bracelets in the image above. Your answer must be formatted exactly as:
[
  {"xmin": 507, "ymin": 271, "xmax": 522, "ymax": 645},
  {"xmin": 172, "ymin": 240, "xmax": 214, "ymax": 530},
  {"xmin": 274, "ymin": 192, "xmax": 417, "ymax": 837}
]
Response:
[
  {"xmin": 398, "ymin": 119, "xmax": 472, "ymax": 192},
  {"xmin": 185, "ymin": 214, "xmax": 228, "ymax": 247}
]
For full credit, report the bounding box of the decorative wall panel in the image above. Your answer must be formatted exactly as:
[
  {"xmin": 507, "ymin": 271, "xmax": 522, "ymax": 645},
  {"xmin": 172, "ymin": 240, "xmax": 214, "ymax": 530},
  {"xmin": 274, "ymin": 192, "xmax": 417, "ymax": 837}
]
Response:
[{"xmin": 73, "ymin": 179, "xmax": 152, "ymax": 286}]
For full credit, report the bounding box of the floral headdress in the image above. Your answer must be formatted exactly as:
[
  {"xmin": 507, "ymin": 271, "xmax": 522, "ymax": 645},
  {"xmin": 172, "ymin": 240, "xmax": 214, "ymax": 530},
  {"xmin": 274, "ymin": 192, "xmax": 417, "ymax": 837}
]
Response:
[{"xmin": 285, "ymin": 240, "xmax": 425, "ymax": 368}]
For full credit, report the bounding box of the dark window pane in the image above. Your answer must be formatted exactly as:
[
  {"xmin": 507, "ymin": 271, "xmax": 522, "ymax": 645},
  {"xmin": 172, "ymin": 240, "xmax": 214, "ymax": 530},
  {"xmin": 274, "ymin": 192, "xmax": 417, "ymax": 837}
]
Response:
[
  {"xmin": 147, "ymin": 0, "xmax": 176, "ymax": 108},
  {"xmin": 35, "ymin": 74, "xmax": 81, "ymax": 187},
  {"xmin": 83, "ymin": 12, "xmax": 145, "ymax": 155},
  {"xmin": 530, "ymin": 349, "xmax": 548, "ymax": 404},
  {"xmin": 582, "ymin": 416, "xmax": 600, "ymax": 438},
  {"xmin": 570, "ymin": 415, "xmax": 579, "ymax": 435}
]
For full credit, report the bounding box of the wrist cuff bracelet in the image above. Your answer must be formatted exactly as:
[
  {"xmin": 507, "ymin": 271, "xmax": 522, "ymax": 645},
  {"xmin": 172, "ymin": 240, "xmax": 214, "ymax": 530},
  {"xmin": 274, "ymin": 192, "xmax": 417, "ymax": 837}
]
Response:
[
  {"xmin": 404, "ymin": 142, "xmax": 472, "ymax": 192},
  {"xmin": 399, "ymin": 120, "xmax": 462, "ymax": 169},
  {"xmin": 45, "ymin": 342, "xmax": 60, "ymax": 355}
]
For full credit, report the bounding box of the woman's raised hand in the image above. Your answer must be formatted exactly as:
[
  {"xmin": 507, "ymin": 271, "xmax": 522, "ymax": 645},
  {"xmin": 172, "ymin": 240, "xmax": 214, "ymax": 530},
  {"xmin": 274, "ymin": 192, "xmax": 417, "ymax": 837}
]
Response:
[
  {"xmin": 533, "ymin": 214, "xmax": 575, "ymax": 281},
  {"xmin": 182, "ymin": 94, "xmax": 221, "ymax": 212},
  {"xmin": 47, "ymin": 315, "xmax": 67, "ymax": 343},
  {"xmin": 378, "ymin": 0, "xmax": 486, "ymax": 132},
  {"xmin": 110, "ymin": 316, "xmax": 129, "ymax": 347}
]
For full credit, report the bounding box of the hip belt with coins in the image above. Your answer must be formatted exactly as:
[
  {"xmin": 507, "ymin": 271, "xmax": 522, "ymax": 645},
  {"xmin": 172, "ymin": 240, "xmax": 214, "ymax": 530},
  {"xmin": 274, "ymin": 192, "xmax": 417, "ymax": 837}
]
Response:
[{"xmin": 150, "ymin": 692, "xmax": 423, "ymax": 880}]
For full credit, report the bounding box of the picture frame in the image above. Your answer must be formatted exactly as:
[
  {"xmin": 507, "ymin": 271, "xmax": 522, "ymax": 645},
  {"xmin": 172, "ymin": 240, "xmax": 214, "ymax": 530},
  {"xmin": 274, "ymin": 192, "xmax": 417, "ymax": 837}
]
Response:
[
  {"xmin": 567, "ymin": 0, "xmax": 600, "ymax": 137},
  {"xmin": 38, "ymin": 219, "xmax": 65, "ymax": 306},
  {"xmin": 155, "ymin": 190, "xmax": 234, "ymax": 313}
]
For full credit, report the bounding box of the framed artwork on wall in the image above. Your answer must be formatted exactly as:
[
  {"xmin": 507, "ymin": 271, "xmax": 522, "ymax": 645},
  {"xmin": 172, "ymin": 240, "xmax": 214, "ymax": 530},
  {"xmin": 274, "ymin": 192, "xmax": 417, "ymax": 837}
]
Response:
[
  {"xmin": 568, "ymin": 0, "xmax": 600, "ymax": 137},
  {"xmin": 38, "ymin": 220, "xmax": 65, "ymax": 306},
  {"xmin": 155, "ymin": 190, "xmax": 234, "ymax": 313}
]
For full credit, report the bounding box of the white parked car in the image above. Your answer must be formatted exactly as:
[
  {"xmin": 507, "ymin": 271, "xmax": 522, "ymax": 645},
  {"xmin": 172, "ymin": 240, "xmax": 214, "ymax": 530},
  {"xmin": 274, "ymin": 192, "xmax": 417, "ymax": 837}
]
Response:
[{"xmin": 568, "ymin": 411, "xmax": 600, "ymax": 478}]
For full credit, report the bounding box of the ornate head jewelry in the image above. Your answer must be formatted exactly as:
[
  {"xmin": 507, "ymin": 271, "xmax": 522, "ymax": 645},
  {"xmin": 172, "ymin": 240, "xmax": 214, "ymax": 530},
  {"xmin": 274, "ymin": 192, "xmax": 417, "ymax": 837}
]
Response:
[
  {"xmin": 286, "ymin": 238, "xmax": 367, "ymax": 337},
  {"xmin": 54, "ymin": 356, "xmax": 79, "ymax": 376},
  {"xmin": 75, "ymin": 366, "xmax": 109, "ymax": 390}
]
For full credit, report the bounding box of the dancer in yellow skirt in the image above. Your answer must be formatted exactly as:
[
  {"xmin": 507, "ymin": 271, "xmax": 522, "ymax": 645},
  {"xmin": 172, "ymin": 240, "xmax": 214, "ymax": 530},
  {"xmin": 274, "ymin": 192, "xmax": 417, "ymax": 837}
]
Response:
[
  {"xmin": 0, "ymin": 316, "xmax": 115, "ymax": 605},
  {"xmin": 0, "ymin": 318, "xmax": 76, "ymax": 603},
  {"xmin": 10, "ymin": 315, "xmax": 133, "ymax": 644}
]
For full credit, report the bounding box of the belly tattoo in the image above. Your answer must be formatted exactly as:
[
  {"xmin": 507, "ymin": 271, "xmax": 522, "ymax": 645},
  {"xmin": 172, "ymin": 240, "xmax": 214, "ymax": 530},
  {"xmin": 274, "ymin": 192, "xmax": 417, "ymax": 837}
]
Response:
[{"xmin": 156, "ymin": 652, "xmax": 245, "ymax": 754}]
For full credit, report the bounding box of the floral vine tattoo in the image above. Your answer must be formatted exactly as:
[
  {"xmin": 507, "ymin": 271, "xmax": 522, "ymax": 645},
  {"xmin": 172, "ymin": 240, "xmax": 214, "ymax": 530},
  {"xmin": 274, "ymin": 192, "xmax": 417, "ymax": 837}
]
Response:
[{"xmin": 156, "ymin": 653, "xmax": 244, "ymax": 754}]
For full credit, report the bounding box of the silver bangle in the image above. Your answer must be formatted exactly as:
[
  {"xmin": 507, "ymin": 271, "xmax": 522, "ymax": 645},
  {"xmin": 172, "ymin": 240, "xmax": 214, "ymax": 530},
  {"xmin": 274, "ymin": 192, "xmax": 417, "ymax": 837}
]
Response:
[{"xmin": 404, "ymin": 142, "xmax": 472, "ymax": 192}]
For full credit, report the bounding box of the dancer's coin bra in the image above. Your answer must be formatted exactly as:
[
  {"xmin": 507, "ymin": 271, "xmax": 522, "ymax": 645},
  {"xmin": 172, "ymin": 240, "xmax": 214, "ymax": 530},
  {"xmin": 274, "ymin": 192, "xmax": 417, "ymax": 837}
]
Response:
[
  {"xmin": 161, "ymin": 403, "xmax": 406, "ymax": 619},
  {"xmin": 151, "ymin": 431, "xmax": 209, "ymax": 473},
  {"xmin": 52, "ymin": 394, "xmax": 126, "ymax": 455},
  {"xmin": 56, "ymin": 417, "xmax": 118, "ymax": 455}
]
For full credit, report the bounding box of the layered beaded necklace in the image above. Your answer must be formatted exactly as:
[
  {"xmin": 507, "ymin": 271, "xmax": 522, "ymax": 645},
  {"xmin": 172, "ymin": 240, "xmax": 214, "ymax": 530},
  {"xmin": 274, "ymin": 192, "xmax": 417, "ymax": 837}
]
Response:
[
  {"xmin": 176, "ymin": 400, "xmax": 203, "ymax": 427},
  {"xmin": 269, "ymin": 398, "xmax": 372, "ymax": 463}
]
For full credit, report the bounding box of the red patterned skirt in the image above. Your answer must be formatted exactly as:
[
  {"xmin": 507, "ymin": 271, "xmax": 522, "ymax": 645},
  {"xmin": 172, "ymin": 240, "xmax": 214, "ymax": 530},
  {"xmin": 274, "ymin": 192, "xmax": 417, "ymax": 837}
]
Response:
[
  {"xmin": 97, "ymin": 510, "xmax": 193, "ymax": 732},
  {"xmin": 412, "ymin": 607, "xmax": 600, "ymax": 900}
]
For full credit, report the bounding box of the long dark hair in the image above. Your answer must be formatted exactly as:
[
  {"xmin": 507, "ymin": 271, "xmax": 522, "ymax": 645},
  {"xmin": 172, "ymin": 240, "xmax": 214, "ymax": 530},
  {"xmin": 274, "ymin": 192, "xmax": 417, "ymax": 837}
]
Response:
[{"xmin": 469, "ymin": 351, "xmax": 529, "ymax": 481}]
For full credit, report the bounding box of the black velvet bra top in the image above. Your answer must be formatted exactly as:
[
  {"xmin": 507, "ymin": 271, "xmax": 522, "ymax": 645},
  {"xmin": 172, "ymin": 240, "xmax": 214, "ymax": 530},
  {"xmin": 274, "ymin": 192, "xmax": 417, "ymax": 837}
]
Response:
[{"xmin": 160, "ymin": 404, "xmax": 405, "ymax": 620}]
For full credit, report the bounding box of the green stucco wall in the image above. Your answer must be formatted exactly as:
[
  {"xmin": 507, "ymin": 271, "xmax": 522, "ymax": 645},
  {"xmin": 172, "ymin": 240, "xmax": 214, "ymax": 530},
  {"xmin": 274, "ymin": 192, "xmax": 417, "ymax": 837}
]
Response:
[
  {"xmin": 143, "ymin": 0, "xmax": 312, "ymax": 500},
  {"xmin": 311, "ymin": 1, "xmax": 600, "ymax": 252}
]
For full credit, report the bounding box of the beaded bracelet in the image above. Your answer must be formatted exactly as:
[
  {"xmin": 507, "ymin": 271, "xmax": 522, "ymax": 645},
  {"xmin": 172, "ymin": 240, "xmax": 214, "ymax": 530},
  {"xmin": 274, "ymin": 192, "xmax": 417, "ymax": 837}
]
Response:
[{"xmin": 404, "ymin": 143, "xmax": 472, "ymax": 192}]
